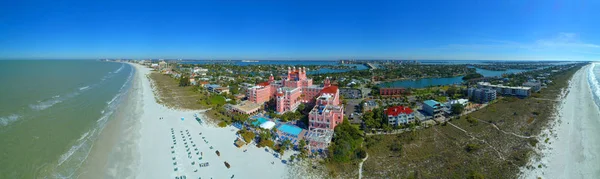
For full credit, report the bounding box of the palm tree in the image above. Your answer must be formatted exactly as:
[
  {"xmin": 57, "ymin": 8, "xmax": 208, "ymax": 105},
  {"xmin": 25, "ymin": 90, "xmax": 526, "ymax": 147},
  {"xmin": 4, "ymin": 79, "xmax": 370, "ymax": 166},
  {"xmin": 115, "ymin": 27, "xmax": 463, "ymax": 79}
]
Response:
[{"xmin": 281, "ymin": 139, "xmax": 292, "ymax": 151}]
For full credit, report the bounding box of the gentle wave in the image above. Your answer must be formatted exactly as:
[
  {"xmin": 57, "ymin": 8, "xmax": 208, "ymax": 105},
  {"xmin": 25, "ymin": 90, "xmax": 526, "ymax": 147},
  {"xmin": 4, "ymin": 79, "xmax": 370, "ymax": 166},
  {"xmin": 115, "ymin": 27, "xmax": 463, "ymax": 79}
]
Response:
[
  {"xmin": 113, "ymin": 64, "xmax": 124, "ymax": 74},
  {"xmin": 79, "ymin": 86, "xmax": 90, "ymax": 91},
  {"xmin": 588, "ymin": 63, "xmax": 600, "ymax": 112},
  {"xmin": 57, "ymin": 136, "xmax": 88, "ymax": 166},
  {"xmin": 0, "ymin": 114, "xmax": 21, "ymax": 126},
  {"xmin": 29, "ymin": 64, "xmax": 127, "ymax": 111},
  {"xmin": 29, "ymin": 98, "xmax": 65, "ymax": 111},
  {"xmin": 53, "ymin": 64, "xmax": 134, "ymax": 177}
]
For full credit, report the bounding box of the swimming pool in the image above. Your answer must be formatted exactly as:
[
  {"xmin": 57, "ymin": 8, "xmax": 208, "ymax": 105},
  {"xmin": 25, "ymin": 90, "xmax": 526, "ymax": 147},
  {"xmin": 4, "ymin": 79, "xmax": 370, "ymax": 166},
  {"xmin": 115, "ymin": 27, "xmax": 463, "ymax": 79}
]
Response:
[
  {"xmin": 251, "ymin": 117, "xmax": 268, "ymax": 126},
  {"xmin": 278, "ymin": 124, "xmax": 302, "ymax": 136}
]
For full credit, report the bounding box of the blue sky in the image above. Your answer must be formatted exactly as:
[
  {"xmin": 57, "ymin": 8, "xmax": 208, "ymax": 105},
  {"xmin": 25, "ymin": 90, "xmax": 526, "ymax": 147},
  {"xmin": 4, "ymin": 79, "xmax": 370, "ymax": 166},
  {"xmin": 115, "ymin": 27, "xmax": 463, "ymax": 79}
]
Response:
[{"xmin": 1, "ymin": 0, "xmax": 598, "ymax": 60}]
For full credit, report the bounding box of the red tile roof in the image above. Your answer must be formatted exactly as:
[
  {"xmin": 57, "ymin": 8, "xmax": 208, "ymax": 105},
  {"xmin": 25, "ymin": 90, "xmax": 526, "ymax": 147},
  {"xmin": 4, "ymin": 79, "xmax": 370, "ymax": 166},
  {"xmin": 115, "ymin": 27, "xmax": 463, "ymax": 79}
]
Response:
[
  {"xmin": 200, "ymin": 81, "xmax": 209, "ymax": 85},
  {"xmin": 385, "ymin": 106, "xmax": 413, "ymax": 116},
  {"xmin": 257, "ymin": 82, "xmax": 270, "ymax": 86},
  {"xmin": 320, "ymin": 86, "xmax": 338, "ymax": 94}
]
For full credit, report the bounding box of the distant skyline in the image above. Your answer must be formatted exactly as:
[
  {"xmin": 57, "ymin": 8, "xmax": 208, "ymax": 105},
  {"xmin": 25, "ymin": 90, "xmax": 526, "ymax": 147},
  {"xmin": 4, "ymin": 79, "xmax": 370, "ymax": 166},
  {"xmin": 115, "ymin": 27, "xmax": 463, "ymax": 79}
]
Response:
[{"xmin": 1, "ymin": 0, "xmax": 599, "ymax": 61}]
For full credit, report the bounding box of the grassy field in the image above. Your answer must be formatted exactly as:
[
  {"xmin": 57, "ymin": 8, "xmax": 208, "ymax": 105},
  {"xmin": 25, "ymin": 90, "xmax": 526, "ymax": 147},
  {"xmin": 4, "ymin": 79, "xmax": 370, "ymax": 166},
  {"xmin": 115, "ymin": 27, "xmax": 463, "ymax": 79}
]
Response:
[
  {"xmin": 149, "ymin": 72, "xmax": 209, "ymax": 110},
  {"xmin": 361, "ymin": 64, "xmax": 584, "ymax": 179}
]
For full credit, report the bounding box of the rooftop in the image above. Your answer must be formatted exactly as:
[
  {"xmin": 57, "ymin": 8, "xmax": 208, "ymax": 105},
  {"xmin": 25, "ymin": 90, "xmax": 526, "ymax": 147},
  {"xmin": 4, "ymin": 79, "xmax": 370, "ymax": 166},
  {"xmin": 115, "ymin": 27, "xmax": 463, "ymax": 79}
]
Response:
[
  {"xmin": 478, "ymin": 82, "xmax": 532, "ymax": 90},
  {"xmin": 320, "ymin": 86, "xmax": 338, "ymax": 94},
  {"xmin": 230, "ymin": 101, "xmax": 261, "ymax": 113},
  {"xmin": 424, "ymin": 100, "xmax": 442, "ymax": 108},
  {"xmin": 385, "ymin": 106, "xmax": 413, "ymax": 116},
  {"xmin": 257, "ymin": 82, "xmax": 270, "ymax": 86}
]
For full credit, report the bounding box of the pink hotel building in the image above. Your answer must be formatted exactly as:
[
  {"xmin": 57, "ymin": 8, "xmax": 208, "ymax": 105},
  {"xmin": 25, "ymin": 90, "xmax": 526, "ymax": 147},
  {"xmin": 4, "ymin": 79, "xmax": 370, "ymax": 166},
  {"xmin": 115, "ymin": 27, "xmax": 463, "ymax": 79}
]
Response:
[{"xmin": 247, "ymin": 67, "xmax": 344, "ymax": 129}]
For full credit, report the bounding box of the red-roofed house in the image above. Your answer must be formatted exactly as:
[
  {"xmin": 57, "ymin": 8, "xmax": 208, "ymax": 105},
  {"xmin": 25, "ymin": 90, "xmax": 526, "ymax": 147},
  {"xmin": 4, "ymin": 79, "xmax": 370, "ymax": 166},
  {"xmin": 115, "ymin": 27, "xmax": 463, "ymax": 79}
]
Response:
[{"xmin": 385, "ymin": 106, "xmax": 415, "ymax": 126}]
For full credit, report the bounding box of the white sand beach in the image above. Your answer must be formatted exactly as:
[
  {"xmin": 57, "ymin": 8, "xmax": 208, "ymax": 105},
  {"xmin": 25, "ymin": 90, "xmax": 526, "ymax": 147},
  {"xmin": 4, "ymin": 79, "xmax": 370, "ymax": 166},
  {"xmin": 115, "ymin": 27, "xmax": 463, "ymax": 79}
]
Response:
[
  {"xmin": 521, "ymin": 64, "xmax": 600, "ymax": 179},
  {"xmin": 130, "ymin": 64, "xmax": 297, "ymax": 179}
]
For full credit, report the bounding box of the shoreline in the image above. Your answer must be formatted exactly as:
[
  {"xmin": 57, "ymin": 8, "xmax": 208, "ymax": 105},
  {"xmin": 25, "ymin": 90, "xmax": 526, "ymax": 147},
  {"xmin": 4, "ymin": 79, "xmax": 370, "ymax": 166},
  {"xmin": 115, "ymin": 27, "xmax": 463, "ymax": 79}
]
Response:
[
  {"xmin": 76, "ymin": 62, "xmax": 142, "ymax": 178},
  {"xmin": 521, "ymin": 64, "xmax": 600, "ymax": 178}
]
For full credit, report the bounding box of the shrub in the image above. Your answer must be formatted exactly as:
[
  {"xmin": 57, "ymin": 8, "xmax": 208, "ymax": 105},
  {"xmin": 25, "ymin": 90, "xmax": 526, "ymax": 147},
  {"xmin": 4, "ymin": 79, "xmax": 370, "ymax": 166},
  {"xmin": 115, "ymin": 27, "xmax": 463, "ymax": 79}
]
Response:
[
  {"xmin": 528, "ymin": 138, "xmax": 539, "ymax": 147},
  {"xmin": 467, "ymin": 117, "xmax": 479, "ymax": 125},
  {"xmin": 389, "ymin": 141, "xmax": 403, "ymax": 152},
  {"xmin": 356, "ymin": 147, "xmax": 367, "ymax": 159},
  {"xmin": 217, "ymin": 121, "xmax": 227, "ymax": 128},
  {"xmin": 240, "ymin": 130, "xmax": 255, "ymax": 143},
  {"xmin": 467, "ymin": 170, "xmax": 484, "ymax": 179},
  {"xmin": 465, "ymin": 143, "xmax": 481, "ymax": 153}
]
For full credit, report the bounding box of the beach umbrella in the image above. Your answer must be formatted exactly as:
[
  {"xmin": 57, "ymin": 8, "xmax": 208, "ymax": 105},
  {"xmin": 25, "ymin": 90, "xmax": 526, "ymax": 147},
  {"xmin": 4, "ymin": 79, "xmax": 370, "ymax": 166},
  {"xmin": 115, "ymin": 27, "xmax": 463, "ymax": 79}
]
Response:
[{"xmin": 181, "ymin": 117, "xmax": 185, "ymax": 121}]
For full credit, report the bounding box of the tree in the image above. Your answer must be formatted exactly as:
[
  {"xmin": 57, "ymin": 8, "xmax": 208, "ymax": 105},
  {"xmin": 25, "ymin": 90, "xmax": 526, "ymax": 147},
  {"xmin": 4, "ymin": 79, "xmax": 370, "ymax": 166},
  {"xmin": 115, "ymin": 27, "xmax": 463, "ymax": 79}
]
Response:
[
  {"xmin": 462, "ymin": 73, "xmax": 483, "ymax": 80},
  {"xmin": 328, "ymin": 120, "xmax": 363, "ymax": 163},
  {"xmin": 298, "ymin": 103, "xmax": 305, "ymax": 113},
  {"xmin": 446, "ymin": 86, "xmax": 458, "ymax": 98},
  {"xmin": 179, "ymin": 76, "xmax": 190, "ymax": 86},
  {"xmin": 451, "ymin": 103, "xmax": 465, "ymax": 115},
  {"xmin": 281, "ymin": 139, "xmax": 292, "ymax": 151},
  {"xmin": 298, "ymin": 139, "xmax": 307, "ymax": 157},
  {"xmin": 229, "ymin": 84, "xmax": 239, "ymax": 94}
]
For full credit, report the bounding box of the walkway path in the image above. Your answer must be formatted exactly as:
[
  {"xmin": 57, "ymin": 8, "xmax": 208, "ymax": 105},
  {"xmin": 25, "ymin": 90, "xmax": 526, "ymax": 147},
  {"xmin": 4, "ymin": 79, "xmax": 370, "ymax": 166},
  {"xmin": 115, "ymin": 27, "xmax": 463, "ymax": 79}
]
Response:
[
  {"xmin": 446, "ymin": 122, "xmax": 510, "ymax": 162},
  {"xmin": 478, "ymin": 119, "xmax": 537, "ymax": 139},
  {"xmin": 358, "ymin": 153, "xmax": 369, "ymax": 179}
]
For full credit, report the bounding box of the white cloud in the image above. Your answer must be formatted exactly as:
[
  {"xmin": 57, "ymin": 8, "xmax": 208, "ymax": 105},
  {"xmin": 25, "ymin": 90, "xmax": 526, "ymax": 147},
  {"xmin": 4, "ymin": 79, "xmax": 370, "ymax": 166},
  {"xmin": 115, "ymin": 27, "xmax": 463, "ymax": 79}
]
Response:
[
  {"xmin": 421, "ymin": 33, "xmax": 600, "ymax": 60},
  {"xmin": 535, "ymin": 32, "xmax": 600, "ymax": 48}
]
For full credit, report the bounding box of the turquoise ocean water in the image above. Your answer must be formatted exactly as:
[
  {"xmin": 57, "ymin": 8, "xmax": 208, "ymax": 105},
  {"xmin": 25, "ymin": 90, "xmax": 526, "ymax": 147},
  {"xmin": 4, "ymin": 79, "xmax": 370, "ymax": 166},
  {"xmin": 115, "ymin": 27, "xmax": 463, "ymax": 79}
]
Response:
[
  {"xmin": 588, "ymin": 63, "xmax": 600, "ymax": 111},
  {"xmin": 0, "ymin": 60, "xmax": 133, "ymax": 178}
]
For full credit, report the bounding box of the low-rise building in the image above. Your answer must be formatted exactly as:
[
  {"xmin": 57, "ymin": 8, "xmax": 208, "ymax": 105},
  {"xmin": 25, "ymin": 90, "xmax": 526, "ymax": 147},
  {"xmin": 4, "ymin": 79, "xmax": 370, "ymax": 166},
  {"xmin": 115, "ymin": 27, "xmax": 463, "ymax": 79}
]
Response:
[
  {"xmin": 445, "ymin": 99, "xmax": 469, "ymax": 113},
  {"xmin": 523, "ymin": 80, "xmax": 542, "ymax": 92},
  {"xmin": 477, "ymin": 82, "xmax": 531, "ymax": 97},
  {"xmin": 215, "ymin": 87, "xmax": 229, "ymax": 94},
  {"xmin": 225, "ymin": 101, "xmax": 261, "ymax": 115},
  {"xmin": 467, "ymin": 88, "xmax": 497, "ymax": 103},
  {"xmin": 384, "ymin": 106, "xmax": 415, "ymax": 126},
  {"xmin": 199, "ymin": 81, "xmax": 209, "ymax": 87},
  {"xmin": 193, "ymin": 67, "xmax": 208, "ymax": 76},
  {"xmin": 339, "ymin": 88, "xmax": 362, "ymax": 99},
  {"xmin": 206, "ymin": 84, "xmax": 221, "ymax": 93},
  {"xmin": 362, "ymin": 100, "xmax": 378, "ymax": 112},
  {"xmin": 380, "ymin": 87, "xmax": 406, "ymax": 96},
  {"xmin": 423, "ymin": 100, "xmax": 444, "ymax": 118}
]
